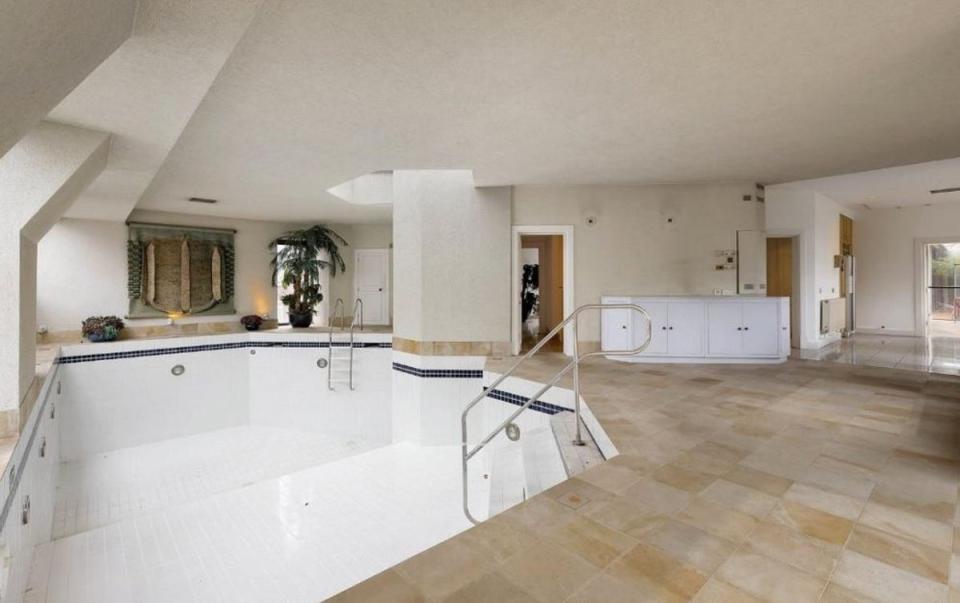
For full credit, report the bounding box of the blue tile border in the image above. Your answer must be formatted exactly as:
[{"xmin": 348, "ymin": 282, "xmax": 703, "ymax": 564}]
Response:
[
  {"xmin": 483, "ymin": 387, "xmax": 573, "ymax": 416},
  {"xmin": 391, "ymin": 362, "xmax": 483, "ymax": 379},
  {"xmin": 390, "ymin": 362, "xmax": 571, "ymax": 416},
  {"xmin": 56, "ymin": 340, "xmax": 391, "ymax": 365}
]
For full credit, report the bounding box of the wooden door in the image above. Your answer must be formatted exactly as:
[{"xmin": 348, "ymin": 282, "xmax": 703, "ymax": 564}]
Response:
[
  {"xmin": 839, "ymin": 214, "xmax": 853, "ymax": 297},
  {"xmin": 766, "ymin": 238, "xmax": 793, "ymax": 298}
]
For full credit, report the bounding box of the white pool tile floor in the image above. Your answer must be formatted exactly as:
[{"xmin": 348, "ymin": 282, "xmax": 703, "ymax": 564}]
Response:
[
  {"xmin": 801, "ymin": 332, "xmax": 960, "ymax": 375},
  {"xmin": 30, "ymin": 440, "xmax": 489, "ymax": 603},
  {"xmin": 54, "ymin": 426, "xmax": 375, "ymax": 539}
]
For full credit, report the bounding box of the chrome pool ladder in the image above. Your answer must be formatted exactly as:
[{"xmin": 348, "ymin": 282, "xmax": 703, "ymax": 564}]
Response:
[
  {"xmin": 328, "ymin": 298, "xmax": 364, "ymax": 391},
  {"xmin": 460, "ymin": 303, "xmax": 652, "ymax": 525}
]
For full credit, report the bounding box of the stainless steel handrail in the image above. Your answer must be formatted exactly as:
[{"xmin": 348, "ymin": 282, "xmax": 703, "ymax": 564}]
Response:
[
  {"xmin": 460, "ymin": 303, "xmax": 652, "ymax": 524},
  {"xmin": 348, "ymin": 298, "xmax": 363, "ymax": 390},
  {"xmin": 352, "ymin": 298, "xmax": 363, "ymax": 333},
  {"xmin": 328, "ymin": 298, "xmax": 345, "ymax": 391}
]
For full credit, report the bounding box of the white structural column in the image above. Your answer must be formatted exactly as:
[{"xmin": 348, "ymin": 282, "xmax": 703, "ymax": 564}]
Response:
[
  {"xmin": 393, "ymin": 170, "xmax": 512, "ymax": 345},
  {"xmin": 0, "ymin": 122, "xmax": 111, "ymax": 433},
  {"xmin": 391, "ymin": 170, "xmax": 512, "ymax": 446}
]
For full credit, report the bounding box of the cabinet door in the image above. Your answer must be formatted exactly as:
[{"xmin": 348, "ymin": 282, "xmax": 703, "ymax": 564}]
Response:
[
  {"xmin": 666, "ymin": 302, "xmax": 705, "ymax": 356},
  {"xmin": 636, "ymin": 301, "xmax": 668, "ymax": 355},
  {"xmin": 601, "ymin": 302, "xmax": 632, "ymax": 352},
  {"xmin": 707, "ymin": 302, "xmax": 743, "ymax": 356},
  {"xmin": 778, "ymin": 298, "xmax": 791, "ymax": 354},
  {"xmin": 742, "ymin": 302, "xmax": 781, "ymax": 356}
]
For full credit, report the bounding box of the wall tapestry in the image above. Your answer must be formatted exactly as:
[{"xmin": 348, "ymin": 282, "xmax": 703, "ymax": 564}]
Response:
[{"xmin": 127, "ymin": 222, "xmax": 236, "ymax": 318}]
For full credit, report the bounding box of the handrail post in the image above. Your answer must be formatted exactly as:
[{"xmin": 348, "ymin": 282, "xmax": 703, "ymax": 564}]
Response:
[
  {"xmin": 571, "ymin": 313, "xmax": 585, "ymax": 446},
  {"xmin": 328, "ymin": 298, "xmax": 345, "ymax": 391},
  {"xmin": 460, "ymin": 303, "xmax": 651, "ymax": 525}
]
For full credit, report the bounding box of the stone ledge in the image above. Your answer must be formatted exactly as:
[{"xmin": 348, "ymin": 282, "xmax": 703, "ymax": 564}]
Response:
[{"xmin": 392, "ymin": 337, "xmax": 511, "ymax": 357}]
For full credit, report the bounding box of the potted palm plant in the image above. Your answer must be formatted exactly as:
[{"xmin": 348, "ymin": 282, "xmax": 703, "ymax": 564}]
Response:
[{"xmin": 269, "ymin": 225, "xmax": 348, "ymax": 328}]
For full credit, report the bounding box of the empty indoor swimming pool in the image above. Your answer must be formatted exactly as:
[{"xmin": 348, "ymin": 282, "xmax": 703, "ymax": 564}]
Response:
[{"xmin": 0, "ymin": 331, "xmax": 611, "ymax": 602}]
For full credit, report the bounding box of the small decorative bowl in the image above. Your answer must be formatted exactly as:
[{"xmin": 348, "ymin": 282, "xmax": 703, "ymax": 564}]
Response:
[{"xmin": 241, "ymin": 315, "xmax": 263, "ymax": 331}]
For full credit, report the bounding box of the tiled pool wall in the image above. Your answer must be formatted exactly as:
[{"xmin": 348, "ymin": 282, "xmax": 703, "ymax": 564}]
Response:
[
  {"xmin": 0, "ymin": 361, "xmax": 60, "ymax": 603},
  {"xmin": 55, "ymin": 332, "xmax": 396, "ymax": 460},
  {"xmin": 0, "ymin": 332, "xmax": 613, "ymax": 603}
]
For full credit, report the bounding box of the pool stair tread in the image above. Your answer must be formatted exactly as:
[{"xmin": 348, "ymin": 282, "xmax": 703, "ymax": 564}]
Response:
[{"xmin": 549, "ymin": 411, "xmax": 604, "ymax": 477}]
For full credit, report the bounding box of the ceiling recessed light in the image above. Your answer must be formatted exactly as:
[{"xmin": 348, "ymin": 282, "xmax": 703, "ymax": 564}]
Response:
[
  {"xmin": 930, "ymin": 187, "xmax": 960, "ymax": 195},
  {"xmin": 188, "ymin": 197, "xmax": 218, "ymax": 204}
]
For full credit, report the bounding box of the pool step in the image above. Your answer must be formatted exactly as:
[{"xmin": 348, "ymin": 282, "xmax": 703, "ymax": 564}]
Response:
[
  {"xmin": 487, "ymin": 446, "xmax": 524, "ymax": 516},
  {"xmin": 486, "ymin": 426, "xmax": 569, "ymax": 518},
  {"xmin": 549, "ymin": 412, "xmax": 604, "ymax": 477}
]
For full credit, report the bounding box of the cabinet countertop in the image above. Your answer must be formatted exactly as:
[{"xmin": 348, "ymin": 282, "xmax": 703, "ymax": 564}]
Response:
[{"xmin": 602, "ymin": 295, "xmax": 788, "ymax": 301}]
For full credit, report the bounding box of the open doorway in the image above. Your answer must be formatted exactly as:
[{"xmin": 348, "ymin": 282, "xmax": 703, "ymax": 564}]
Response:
[
  {"xmin": 512, "ymin": 225, "xmax": 575, "ymax": 356},
  {"xmin": 520, "ymin": 235, "xmax": 564, "ymax": 352},
  {"xmin": 925, "ymin": 242, "xmax": 960, "ymax": 337}
]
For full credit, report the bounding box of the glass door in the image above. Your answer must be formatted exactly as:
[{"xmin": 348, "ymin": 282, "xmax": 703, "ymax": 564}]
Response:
[{"xmin": 928, "ymin": 243, "xmax": 960, "ymax": 336}]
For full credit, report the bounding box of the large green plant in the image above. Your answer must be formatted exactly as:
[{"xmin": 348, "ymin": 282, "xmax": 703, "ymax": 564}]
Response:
[{"xmin": 269, "ymin": 225, "xmax": 348, "ymax": 315}]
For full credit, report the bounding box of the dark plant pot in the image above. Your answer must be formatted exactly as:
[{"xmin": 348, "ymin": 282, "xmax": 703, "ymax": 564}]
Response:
[
  {"xmin": 288, "ymin": 311, "xmax": 314, "ymax": 328},
  {"xmin": 86, "ymin": 331, "xmax": 118, "ymax": 343}
]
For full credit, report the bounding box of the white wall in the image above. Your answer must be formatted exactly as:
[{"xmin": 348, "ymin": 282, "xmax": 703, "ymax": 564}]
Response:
[
  {"xmin": 512, "ymin": 183, "xmax": 764, "ymax": 342},
  {"xmin": 37, "ymin": 211, "xmax": 390, "ymax": 333},
  {"xmin": 37, "ymin": 211, "xmax": 299, "ymax": 331},
  {"xmin": 328, "ymin": 222, "xmax": 393, "ymax": 323},
  {"xmin": 0, "ymin": 121, "xmax": 111, "ymax": 425},
  {"xmin": 765, "ymin": 186, "xmax": 854, "ymax": 349},
  {"xmin": 856, "ymin": 203, "xmax": 960, "ymax": 334}
]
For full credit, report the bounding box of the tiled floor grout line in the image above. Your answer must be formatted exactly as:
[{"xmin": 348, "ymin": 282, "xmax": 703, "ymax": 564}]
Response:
[{"xmin": 814, "ymin": 471, "xmax": 880, "ymax": 601}]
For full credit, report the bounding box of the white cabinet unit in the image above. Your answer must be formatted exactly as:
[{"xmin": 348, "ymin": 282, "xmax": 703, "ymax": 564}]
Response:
[{"xmin": 602, "ymin": 296, "xmax": 789, "ymax": 363}]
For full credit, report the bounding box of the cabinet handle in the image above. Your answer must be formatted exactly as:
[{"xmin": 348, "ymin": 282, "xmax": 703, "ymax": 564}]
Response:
[
  {"xmin": 668, "ymin": 326, "xmax": 674, "ymax": 330},
  {"xmin": 737, "ymin": 327, "xmax": 742, "ymax": 331},
  {"xmin": 744, "ymin": 327, "xmax": 750, "ymax": 331},
  {"xmin": 661, "ymin": 326, "xmax": 667, "ymax": 330},
  {"xmin": 621, "ymin": 325, "xmax": 627, "ymax": 330}
]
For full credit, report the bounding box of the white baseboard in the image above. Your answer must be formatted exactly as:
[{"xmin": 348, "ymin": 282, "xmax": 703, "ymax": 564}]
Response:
[
  {"xmin": 854, "ymin": 328, "xmax": 918, "ymax": 337},
  {"xmin": 606, "ymin": 355, "xmax": 788, "ymax": 365}
]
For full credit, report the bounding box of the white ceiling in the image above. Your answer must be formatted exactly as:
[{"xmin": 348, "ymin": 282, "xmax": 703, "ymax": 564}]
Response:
[
  {"xmin": 39, "ymin": 0, "xmax": 960, "ymax": 222},
  {"xmin": 49, "ymin": 0, "xmax": 263, "ymax": 221},
  {"xmin": 0, "ymin": 0, "xmax": 135, "ymax": 160},
  {"xmin": 777, "ymin": 157, "xmax": 960, "ymax": 209}
]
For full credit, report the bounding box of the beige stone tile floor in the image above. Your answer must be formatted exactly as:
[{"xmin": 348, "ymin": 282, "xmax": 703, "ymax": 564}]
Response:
[{"xmin": 333, "ymin": 355, "xmax": 960, "ymax": 602}]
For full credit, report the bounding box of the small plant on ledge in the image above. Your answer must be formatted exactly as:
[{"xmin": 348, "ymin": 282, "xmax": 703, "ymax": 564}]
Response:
[
  {"xmin": 269, "ymin": 225, "xmax": 347, "ymax": 328},
  {"xmin": 81, "ymin": 316, "xmax": 125, "ymax": 343},
  {"xmin": 240, "ymin": 315, "xmax": 263, "ymax": 331}
]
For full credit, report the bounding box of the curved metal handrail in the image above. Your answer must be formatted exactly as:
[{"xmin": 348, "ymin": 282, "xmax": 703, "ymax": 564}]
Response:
[
  {"xmin": 348, "ymin": 298, "xmax": 363, "ymax": 390},
  {"xmin": 328, "ymin": 298, "xmax": 345, "ymax": 391},
  {"xmin": 461, "ymin": 303, "xmax": 652, "ymax": 524},
  {"xmin": 351, "ymin": 298, "xmax": 363, "ymax": 333}
]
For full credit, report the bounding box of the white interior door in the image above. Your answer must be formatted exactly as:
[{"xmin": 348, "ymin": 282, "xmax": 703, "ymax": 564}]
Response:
[{"xmin": 354, "ymin": 249, "xmax": 390, "ymax": 325}]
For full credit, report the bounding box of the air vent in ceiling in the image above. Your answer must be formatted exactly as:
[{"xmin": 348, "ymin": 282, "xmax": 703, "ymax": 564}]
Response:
[
  {"xmin": 930, "ymin": 187, "xmax": 960, "ymax": 195},
  {"xmin": 188, "ymin": 196, "xmax": 218, "ymax": 204}
]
